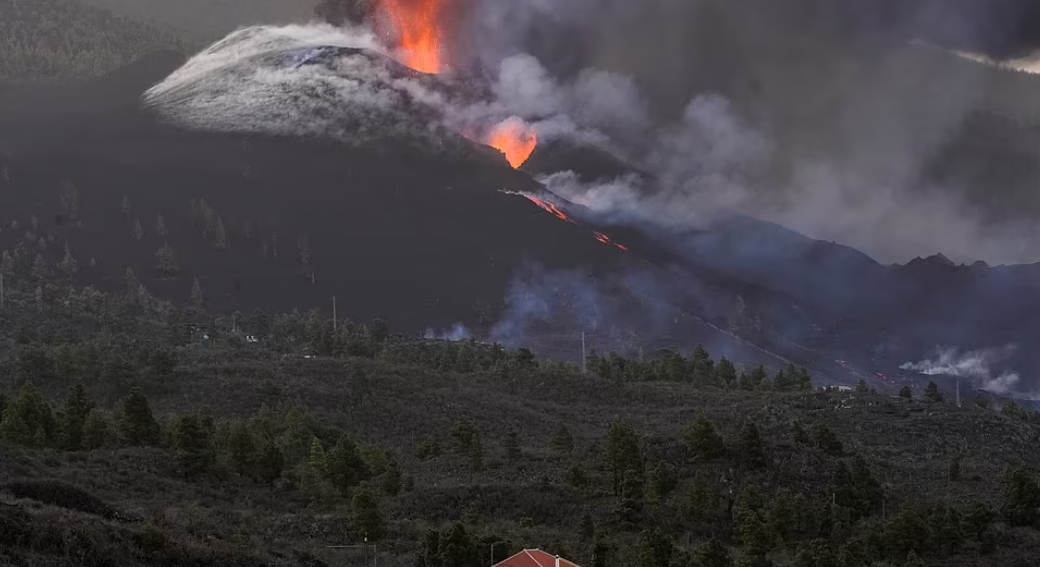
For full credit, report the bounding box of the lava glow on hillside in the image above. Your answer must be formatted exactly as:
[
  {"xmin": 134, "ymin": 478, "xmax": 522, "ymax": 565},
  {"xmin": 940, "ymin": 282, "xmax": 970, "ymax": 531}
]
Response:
[
  {"xmin": 521, "ymin": 194, "xmax": 630, "ymax": 253},
  {"xmin": 487, "ymin": 118, "xmax": 538, "ymax": 169},
  {"xmin": 375, "ymin": 0, "xmax": 445, "ymax": 74}
]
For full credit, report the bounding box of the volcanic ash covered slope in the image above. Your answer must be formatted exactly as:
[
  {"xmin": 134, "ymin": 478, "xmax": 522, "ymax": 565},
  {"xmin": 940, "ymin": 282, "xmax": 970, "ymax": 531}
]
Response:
[{"xmin": 141, "ymin": 24, "xmax": 474, "ymax": 155}]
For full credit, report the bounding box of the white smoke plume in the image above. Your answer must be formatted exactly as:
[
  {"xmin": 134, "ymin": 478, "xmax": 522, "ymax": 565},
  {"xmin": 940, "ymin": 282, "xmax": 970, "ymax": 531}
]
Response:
[
  {"xmin": 900, "ymin": 345, "xmax": 1028, "ymax": 395},
  {"xmin": 423, "ymin": 323, "xmax": 473, "ymax": 342}
]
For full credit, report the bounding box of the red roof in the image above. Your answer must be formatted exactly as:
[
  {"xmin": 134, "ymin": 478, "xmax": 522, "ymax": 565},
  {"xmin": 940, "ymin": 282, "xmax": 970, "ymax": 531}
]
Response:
[{"xmin": 493, "ymin": 549, "xmax": 583, "ymax": 567}]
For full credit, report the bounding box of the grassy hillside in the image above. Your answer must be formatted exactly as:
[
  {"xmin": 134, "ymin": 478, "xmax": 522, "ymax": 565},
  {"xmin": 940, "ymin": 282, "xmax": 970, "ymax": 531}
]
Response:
[
  {"xmin": 2, "ymin": 262, "xmax": 1040, "ymax": 567},
  {"xmin": 0, "ymin": 0, "xmax": 185, "ymax": 80}
]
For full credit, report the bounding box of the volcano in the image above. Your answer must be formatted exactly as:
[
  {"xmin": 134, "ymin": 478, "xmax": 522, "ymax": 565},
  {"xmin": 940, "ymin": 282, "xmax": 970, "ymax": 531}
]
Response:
[
  {"xmin": 0, "ymin": 33, "xmax": 811, "ymax": 378},
  {"xmin": 5, "ymin": 23, "xmax": 1040, "ymax": 399}
]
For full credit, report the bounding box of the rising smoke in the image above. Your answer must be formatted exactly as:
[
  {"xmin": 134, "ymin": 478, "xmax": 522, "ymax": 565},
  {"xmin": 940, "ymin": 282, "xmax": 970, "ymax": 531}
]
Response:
[
  {"xmin": 464, "ymin": 0, "xmax": 1040, "ymax": 266},
  {"xmin": 900, "ymin": 345, "xmax": 1032, "ymax": 396}
]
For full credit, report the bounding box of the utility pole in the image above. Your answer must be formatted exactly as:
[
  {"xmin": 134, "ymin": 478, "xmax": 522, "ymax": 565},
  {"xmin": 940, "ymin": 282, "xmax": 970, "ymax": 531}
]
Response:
[
  {"xmin": 332, "ymin": 295, "xmax": 337, "ymax": 331},
  {"xmin": 1, "ymin": 273, "xmax": 4, "ymax": 311},
  {"xmin": 581, "ymin": 331, "xmax": 586, "ymax": 374},
  {"xmin": 956, "ymin": 380, "xmax": 961, "ymax": 408}
]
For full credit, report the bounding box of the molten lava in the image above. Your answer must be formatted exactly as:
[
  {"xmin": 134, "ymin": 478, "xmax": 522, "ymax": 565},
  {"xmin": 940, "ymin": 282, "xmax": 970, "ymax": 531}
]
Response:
[
  {"xmin": 526, "ymin": 196, "xmax": 577, "ymax": 224},
  {"xmin": 522, "ymin": 194, "xmax": 630, "ymax": 253},
  {"xmin": 594, "ymin": 231, "xmax": 631, "ymax": 252},
  {"xmin": 376, "ymin": 0, "xmax": 446, "ymax": 74},
  {"xmin": 487, "ymin": 118, "xmax": 538, "ymax": 169}
]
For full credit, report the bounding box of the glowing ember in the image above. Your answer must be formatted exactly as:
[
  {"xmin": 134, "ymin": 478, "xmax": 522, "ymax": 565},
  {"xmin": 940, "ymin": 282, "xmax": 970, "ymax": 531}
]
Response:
[
  {"xmin": 487, "ymin": 117, "xmax": 538, "ymax": 169},
  {"xmin": 376, "ymin": 0, "xmax": 446, "ymax": 74}
]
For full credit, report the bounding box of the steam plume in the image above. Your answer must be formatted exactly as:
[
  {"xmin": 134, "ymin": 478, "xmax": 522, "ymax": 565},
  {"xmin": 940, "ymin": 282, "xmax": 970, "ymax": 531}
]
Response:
[{"xmin": 900, "ymin": 345, "xmax": 1031, "ymax": 396}]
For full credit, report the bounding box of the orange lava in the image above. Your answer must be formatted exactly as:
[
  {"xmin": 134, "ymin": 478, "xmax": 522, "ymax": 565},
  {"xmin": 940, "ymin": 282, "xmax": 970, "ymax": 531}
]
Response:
[
  {"xmin": 523, "ymin": 194, "xmax": 630, "ymax": 253},
  {"xmin": 376, "ymin": 0, "xmax": 445, "ymax": 74},
  {"xmin": 487, "ymin": 118, "xmax": 538, "ymax": 169},
  {"xmin": 526, "ymin": 195, "xmax": 577, "ymax": 224},
  {"xmin": 594, "ymin": 231, "xmax": 631, "ymax": 252}
]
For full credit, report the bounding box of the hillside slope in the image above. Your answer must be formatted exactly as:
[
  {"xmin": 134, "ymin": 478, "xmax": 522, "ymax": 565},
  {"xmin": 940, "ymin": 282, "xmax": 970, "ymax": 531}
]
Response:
[
  {"xmin": 0, "ymin": 0, "xmax": 184, "ymax": 80},
  {"xmin": 3, "ymin": 287, "xmax": 1040, "ymax": 567}
]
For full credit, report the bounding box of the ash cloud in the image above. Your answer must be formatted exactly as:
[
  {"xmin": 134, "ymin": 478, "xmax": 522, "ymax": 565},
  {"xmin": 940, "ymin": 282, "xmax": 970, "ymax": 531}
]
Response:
[
  {"xmin": 900, "ymin": 345, "xmax": 1032, "ymax": 396},
  {"xmin": 462, "ymin": 0, "xmax": 1040, "ymax": 265}
]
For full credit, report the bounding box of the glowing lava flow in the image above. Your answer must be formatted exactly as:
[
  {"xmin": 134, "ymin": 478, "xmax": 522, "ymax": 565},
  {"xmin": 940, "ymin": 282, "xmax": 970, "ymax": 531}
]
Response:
[
  {"xmin": 526, "ymin": 195, "xmax": 577, "ymax": 224},
  {"xmin": 376, "ymin": 0, "xmax": 446, "ymax": 74},
  {"xmin": 521, "ymin": 194, "xmax": 630, "ymax": 253},
  {"xmin": 487, "ymin": 118, "xmax": 538, "ymax": 169}
]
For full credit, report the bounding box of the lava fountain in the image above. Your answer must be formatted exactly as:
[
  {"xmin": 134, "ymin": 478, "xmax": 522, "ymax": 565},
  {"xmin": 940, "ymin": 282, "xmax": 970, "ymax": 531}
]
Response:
[
  {"xmin": 486, "ymin": 117, "xmax": 538, "ymax": 169},
  {"xmin": 375, "ymin": 0, "xmax": 446, "ymax": 74}
]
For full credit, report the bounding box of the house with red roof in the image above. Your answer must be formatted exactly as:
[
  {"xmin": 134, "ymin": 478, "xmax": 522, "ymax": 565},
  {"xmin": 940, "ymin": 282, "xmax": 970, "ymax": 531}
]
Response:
[{"xmin": 493, "ymin": 549, "xmax": 583, "ymax": 567}]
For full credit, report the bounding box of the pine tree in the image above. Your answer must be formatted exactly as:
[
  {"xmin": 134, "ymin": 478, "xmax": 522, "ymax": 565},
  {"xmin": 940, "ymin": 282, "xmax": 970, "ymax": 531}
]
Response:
[
  {"xmin": 740, "ymin": 421, "xmax": 766, "ymax": 468},
  {"xmin": 903, "ymin": 550, "xmax": 925, "ymax": 567},
  {"xmin": 257, "ymin": 439, "xmax": 285, "ymax": 487},
  {"xmin": 812, "ymin": 423, "xmax": 843, "ymax": 455},
  {"xmin": 155, "ymin": 214, "xmax": 167, "ymax": 238},
  {"xmin": 123, "ymin": 266, "xmax": 139, "ymax": 295},
  {"xmin": 82, "ymin": 411, "xmax": 111, "ymax": 450},
  {"xmin": 549, "ymin": 423, "xmax": 574, "ymax": 459},
  {"xmin": 792, "ymin": 421, "xmax": 811, "ymax": 444},
  {"xmin": 689, "ymin": 539, "xmax": 732, "ymax": 567},
  {"xmin": 214, "ymin": 216, "xmax": 228, "ymax": 249},
  {"xmin": 604, "ymin": 421, "xmax": 643, "ymax": 496},
  {"xmin": 504, "ymin": 429, "xmax": 522, "ymax": 462},
  {"xmin": 31, "ymin": 253, "xmax": 50, "ymax": 283},
  {"xmin": 60, "ymin": 180, "xmax": 79, "ymax": 220},
  {"xmin": 119, "ymin": 388, "xmax": 161, "ymax": 446},
  {"xmin": 0, "ymin": 382, "xmax": 55, "ymax": 447},
  {"xmin": 58, "ymin": 382, "xmax": 94, "ymax": 450},
  {"xmin": 121, "ymin": 195, "xmax": 132, "ymax": 217},
  {"xmin": 899, "ymin": 386, "xmax": 913, "ymax": 399},
  {"xmin": 132, "ymin": 218, "xmax": 144, "ymax": 240},
  {"xmin": 327, "ymin": 435, "xmax": 371, "ymax": 495},
  {"xmin": 924, "ymin": 381, "xmax": 944, "ymax": 403},
  {"xmin": 469, "ymin": 434, "xmax": 484, "ymax": 472},
  {"xmin": 227, "ymin": 421, "xmax": 256, "ymax": 475},
  {"xmin": 173, "ymin": 412, "xmax": 214, "ymax": 478},
  {"xmin": 716, "ymin": 357, "xmax": 738, "ymax": 386},
  {"xmin": 155, "ymin": 243, "xmax": 178, "ymax": 277},
  {"xmin": 684, "ymin": 417, "xmax": 725, "ymax": 461},
  {"xmin": 634, "ymin": 528, "xmax": 674, "ymax": 567},
  {"xmin": 189, "ymin": 276, "xmax": 204, "ymax": 309},
  {"xmin": 308, "ymin": 436, "xmax": 328, "ymax": 475},
  {"xmin": 565, "ymin": 464, "xmax": 590, "ymax": 491},
  {"xmin": 382, "ymin": 455, "xmax": 402, "ymax": 496},
  {"xmin": 57, "ymin": 244, "xmax": 78, "ymax": 282},
  {"xmin": 350, "ymin": 483, "xmax": 384, "ymax": 540}
]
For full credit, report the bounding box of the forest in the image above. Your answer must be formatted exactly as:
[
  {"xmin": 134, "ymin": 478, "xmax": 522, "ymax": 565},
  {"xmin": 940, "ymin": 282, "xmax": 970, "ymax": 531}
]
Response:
[{"xmin": 2, "ymin": 241, "xmax": 1040, "ymax": 566}]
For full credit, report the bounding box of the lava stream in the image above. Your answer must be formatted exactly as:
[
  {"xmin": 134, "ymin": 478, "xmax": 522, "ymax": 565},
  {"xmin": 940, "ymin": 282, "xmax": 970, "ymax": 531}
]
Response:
[
  {"xmin": 526, "ymin": 196, "xmax": 577, "ymax": 224},
  {"xmin": 376, "ymin": 0, "xmax": 445, "ymax": 74},
  {"xmin": 522, "ymin": 194, "xmax": 630, "ymax": 253}
]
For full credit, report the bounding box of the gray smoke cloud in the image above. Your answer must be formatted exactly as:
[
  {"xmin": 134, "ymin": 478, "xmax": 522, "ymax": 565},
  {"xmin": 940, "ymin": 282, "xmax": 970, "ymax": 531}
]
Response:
[
  {"xmin": 463, "ymin": 0, "xmax": 1040, "ymax": 265},
  {"xmin": 900, "ymin": 345, "xmax": 1032, "ymax": 396}
]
